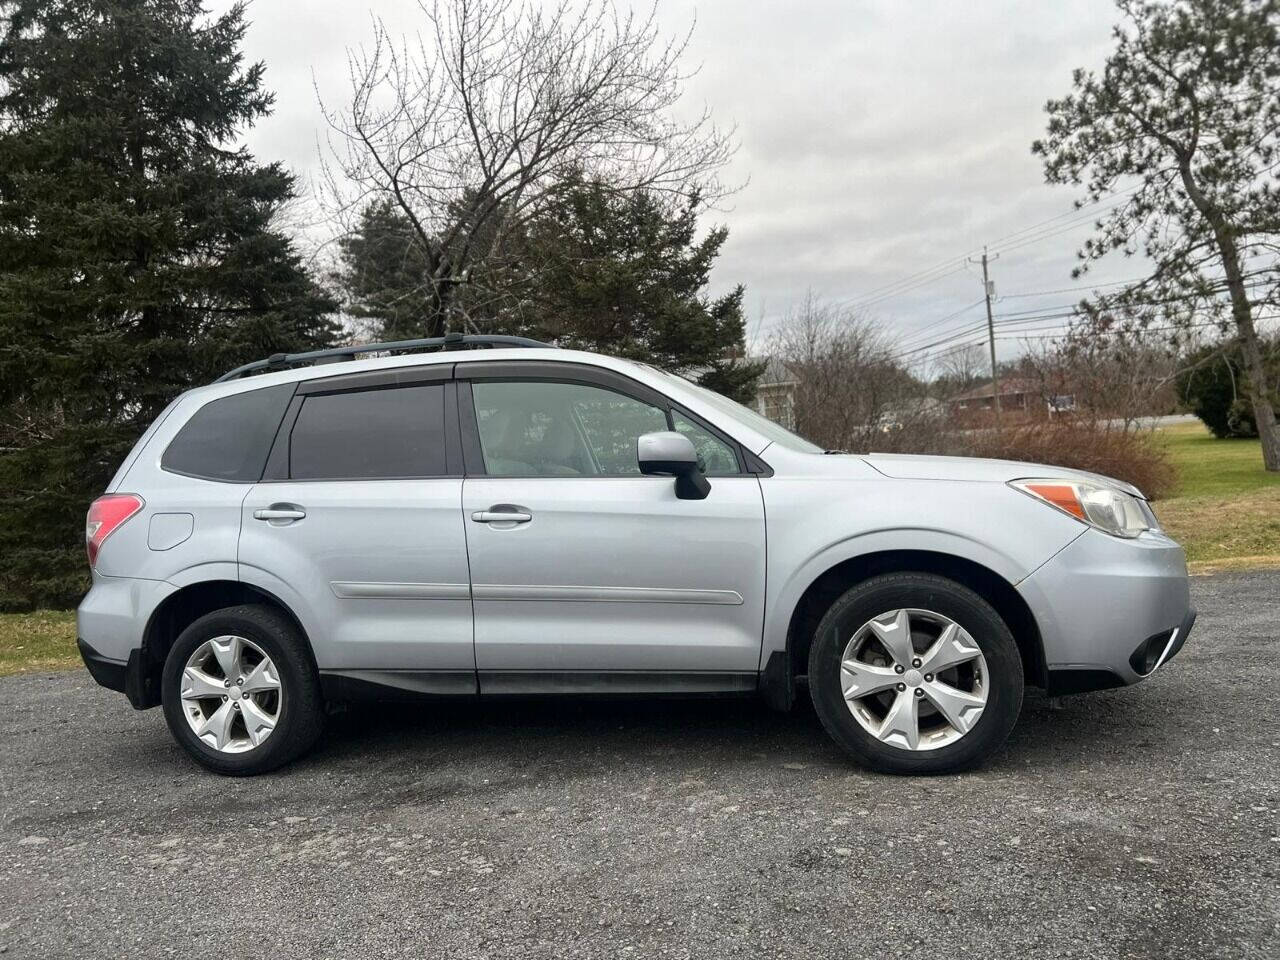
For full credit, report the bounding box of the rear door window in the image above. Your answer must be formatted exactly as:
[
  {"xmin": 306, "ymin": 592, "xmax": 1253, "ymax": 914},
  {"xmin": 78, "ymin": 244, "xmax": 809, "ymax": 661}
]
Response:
[
  {"xmin": 289, "ymin": 384, "xmax": 447, "ymax": 480},
  {"xmin": 161, "ymin": 383, "xmax": 294, "ymax": 482}
]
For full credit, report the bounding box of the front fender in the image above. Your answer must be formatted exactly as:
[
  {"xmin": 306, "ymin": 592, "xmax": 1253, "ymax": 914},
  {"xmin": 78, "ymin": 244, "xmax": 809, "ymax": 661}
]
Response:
[
  {"xmin": 758, "ymin": 476, "xmax": 1086, "ymax": 665},
  {"xmin": 762, "ymin": 528, "xmax": 1038, "ymax": 664}
]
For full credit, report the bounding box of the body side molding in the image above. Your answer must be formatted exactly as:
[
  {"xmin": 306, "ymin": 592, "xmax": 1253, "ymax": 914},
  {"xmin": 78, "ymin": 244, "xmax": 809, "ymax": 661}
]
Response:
[
  {"xmin": 471, "ymin": 584, "xmax": 744, "ymax": 604},
  {"xmin": 329, "ymin": 581, "xmax": 471, "ymax": 600}
]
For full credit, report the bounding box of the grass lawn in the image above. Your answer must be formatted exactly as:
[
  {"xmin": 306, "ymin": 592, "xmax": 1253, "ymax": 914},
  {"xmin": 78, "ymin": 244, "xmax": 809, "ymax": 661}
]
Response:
[
  {"xmin": 0, "ymin": 609, "xmax": 78, "ymax": 677},
  {"xmin": 1153, "ymin": 421, "xmax": 1280, "ymax": 572}
]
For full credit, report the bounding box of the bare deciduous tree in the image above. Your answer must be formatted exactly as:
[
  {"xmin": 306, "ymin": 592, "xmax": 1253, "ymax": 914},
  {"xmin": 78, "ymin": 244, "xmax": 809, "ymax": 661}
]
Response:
[
  {"xmin": 930, "ymin": 343, "xmax": 988, "ymax": 400},
  {"xmin": 1017, "ymin": 324, "xmax": 1180, "ymax": 430},
  {"xmin": 322, "ymin": 0, "xmax": 736, "ymax": 337},
  {"xmin": 770, "ymin": 294, "xmax": 935, "ymax": 452}
]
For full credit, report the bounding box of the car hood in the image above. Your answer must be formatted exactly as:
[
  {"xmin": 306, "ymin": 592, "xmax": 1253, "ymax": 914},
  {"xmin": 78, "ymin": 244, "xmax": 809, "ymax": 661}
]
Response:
[{"xmin": 859, "ymin": 452, "xmax": 1143, "ymax": 498}]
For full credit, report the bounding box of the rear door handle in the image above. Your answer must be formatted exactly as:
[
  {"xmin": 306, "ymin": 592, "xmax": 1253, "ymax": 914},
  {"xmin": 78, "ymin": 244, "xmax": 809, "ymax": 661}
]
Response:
[
  {"xmin": 253, "ymin": 504, "xmax": 306, "ymax": 524},
  {"xmin": 471, "ymin": 509, "xmax": 532, "ymax": 524}
]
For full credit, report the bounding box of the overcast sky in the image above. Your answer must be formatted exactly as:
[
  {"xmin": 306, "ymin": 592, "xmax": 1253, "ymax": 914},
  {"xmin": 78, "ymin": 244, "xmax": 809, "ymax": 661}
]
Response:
[{"xmin": 216, "ymin": 0, "xmax": 1135, "ymax": 363}]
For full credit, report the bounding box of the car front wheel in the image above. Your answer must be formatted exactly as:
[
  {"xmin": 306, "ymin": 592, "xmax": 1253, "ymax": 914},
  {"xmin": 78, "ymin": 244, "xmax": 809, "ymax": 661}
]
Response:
[
  {"xmin": 808, "ymin": 573, "xmax": 1023, "ymax": 774},
  {"xmin": 161, "ymin": 604, "xmax": 324, "ymax": 776}
]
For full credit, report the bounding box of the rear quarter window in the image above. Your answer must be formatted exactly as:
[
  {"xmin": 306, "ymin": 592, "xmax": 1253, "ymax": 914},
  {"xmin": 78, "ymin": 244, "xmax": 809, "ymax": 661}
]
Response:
[{"xmin": 161, "ymin": 383, "xmax": 295, "ymax": 482}]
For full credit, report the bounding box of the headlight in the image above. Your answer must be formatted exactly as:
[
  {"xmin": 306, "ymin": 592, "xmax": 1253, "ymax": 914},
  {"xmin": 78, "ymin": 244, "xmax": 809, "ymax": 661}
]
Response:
[{"xmin": 1009, "ymin": 478, "xmax": 1155, "ymax": 539}]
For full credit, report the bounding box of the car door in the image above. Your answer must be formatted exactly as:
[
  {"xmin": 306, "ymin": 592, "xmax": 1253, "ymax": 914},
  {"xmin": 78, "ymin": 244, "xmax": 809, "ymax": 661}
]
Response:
[
  {"xmin": 238, "ymin": 366, "xmax": 475, "ymax": 690},
  {"xmin": 457, "ymin": 363, "xmax": 767, "ymax": 692}
]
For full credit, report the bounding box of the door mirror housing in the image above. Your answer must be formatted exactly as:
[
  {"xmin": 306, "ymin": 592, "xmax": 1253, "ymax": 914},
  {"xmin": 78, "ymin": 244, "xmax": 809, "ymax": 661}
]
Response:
[{"xmin": 637, "ymin": 431, "xmax": 711, "ymax": 500}]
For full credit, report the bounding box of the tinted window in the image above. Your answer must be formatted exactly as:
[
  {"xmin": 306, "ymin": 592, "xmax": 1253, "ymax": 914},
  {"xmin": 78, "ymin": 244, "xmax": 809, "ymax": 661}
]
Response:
[
  {"xmin": 289, "ymin": 384, "xmax": 446, "ymax": 479},
  {"xmin": 672, "ymin": 411, "xmax": 740, "ymax": 476},
  {"xmin": 162, "ymin": 383, "xmax": 294, "ymax": 482},
  {"xmin": 472, "ymin": 380, "xmax": 668, "ymax": 476}
]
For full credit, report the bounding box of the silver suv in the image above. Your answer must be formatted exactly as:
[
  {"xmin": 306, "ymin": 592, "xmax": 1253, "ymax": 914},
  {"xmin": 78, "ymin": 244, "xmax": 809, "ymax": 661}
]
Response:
[{"xmin": 77, "ymin": 336, "xmax": 1195, "ymax": 776}]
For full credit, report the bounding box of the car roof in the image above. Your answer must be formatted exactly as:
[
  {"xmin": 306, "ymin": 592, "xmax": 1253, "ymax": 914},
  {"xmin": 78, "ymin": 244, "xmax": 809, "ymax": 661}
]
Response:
[
  {"xmin": 174, "ymin": 348, "xmax": 777, "ymax": 455},
  {"xmin": 191, "ymin": 347, "xmax": 652, "ymax": 399}
]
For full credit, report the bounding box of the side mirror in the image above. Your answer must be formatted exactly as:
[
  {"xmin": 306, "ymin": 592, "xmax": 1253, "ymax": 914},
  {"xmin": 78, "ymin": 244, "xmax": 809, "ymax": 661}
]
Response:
[{"xmin": 637, "ymin": 431, "xmax": 711, "ymax": 501}]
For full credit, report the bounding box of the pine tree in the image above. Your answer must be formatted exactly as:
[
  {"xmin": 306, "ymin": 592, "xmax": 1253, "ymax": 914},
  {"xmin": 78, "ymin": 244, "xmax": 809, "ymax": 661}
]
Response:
[
  {"xmin": 1033, "ymin": 0, "xmax": 1280, "ymax": 471},
  {"xmin": 334, "ymin": 198, "xmax": 434, "ymax": 342},
  {"xmin": 337, "ymin": 175, "xmax": 763, "ymax": 402},
  {"xmin": 0, "ymin": 0, "xmax": 337, "ymax": 609},
  {"xmin": 481, "ymin": 175, "xmax": 763, "ymax": 402}
]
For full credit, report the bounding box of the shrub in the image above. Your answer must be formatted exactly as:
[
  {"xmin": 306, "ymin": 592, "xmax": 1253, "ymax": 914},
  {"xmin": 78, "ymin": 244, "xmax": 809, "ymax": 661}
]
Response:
[
  {"xmin": 1176, "ymin": 339, "xmax": 1280, "ymax": 439},
  {"xmin": 846, "ymin": 416, "xmax": 1176, "ymax": 499},
  {"xmin": 956, "ymin": 422, "xmax": 1177, "ymax": 500}
]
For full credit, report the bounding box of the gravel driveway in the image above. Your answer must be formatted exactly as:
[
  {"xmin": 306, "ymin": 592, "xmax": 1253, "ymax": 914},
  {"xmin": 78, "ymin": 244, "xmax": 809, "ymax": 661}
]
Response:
[{"xmin": 1, "ymin": 571, "xmax": 1277, "ymax": 959}]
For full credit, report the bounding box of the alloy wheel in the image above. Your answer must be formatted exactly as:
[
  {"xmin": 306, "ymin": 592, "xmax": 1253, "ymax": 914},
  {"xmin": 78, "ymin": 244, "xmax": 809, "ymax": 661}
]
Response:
[
  {"xmin": 839, "ymin": 608, "xmax": 988, "ymax": 751},
  {"xmin": 180, "ymin": 635, "xmax": 283, "ymax": 753}
]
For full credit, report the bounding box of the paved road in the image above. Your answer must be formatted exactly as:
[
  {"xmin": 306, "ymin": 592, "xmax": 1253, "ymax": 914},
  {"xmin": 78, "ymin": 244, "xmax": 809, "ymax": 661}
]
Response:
[
  {"xmin": 1101, "ymin": 414, "xmax": 1201, "ymax": 431},
  {"xmin": 1, "ymin": 572, "xmax": 1277, "ymax": 960}
]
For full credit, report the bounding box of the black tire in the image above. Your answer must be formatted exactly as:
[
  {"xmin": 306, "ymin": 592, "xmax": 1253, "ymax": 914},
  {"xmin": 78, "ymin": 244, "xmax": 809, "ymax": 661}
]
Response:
[
  {"xmin": 161, "ymin": 604, "xmax": 324, "ymax": 776},
  {"xmin": 808, "ymin": 573, "xmax": 1023, "ymax": 774}
]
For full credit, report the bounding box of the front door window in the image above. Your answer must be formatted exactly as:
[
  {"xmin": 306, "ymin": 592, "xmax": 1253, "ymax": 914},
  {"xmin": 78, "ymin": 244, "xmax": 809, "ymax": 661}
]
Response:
[{"xmin": 471, "ymin": 380, "xmax": 668, "ymax": 477}]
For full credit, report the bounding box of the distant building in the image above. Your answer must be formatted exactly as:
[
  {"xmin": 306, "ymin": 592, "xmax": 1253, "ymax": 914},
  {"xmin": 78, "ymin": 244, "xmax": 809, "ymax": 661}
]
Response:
[
  {"xmin": 752, "ymin": 357, "xmax": 799, "ymax": 429},
  {"xmin": 946, "ymin": 377, "xmax": 1074, "ymax": 419}
]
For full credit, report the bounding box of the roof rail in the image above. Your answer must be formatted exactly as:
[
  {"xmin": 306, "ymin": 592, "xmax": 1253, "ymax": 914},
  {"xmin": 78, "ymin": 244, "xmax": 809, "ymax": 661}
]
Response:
[{"xmin": 213, "ymin": 333, "xmax": 552, "ymax": 383}]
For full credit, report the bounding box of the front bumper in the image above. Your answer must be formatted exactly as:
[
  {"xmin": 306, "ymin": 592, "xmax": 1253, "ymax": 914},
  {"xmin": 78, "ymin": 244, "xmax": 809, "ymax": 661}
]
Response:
[{"xmin": 1017, "ymin": 527, "xmax": 1195, "ymax": 694}]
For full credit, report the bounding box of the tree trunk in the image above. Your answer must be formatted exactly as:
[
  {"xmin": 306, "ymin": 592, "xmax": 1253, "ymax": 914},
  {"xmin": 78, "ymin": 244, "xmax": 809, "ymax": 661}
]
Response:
[
  {"xmin": 1234, "ymin": 308, "xmax": 1280, "ymax": 470},
  {"xmin": 1179, "ymin": 162, "xmax": 1280, "ymax": 471},
  {"xmin": 1216, "ymin": 249, "xmax": 1280, "ymax": 471}
]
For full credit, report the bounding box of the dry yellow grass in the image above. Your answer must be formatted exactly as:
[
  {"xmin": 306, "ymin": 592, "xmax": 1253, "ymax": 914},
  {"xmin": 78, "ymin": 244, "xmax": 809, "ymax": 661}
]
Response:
[
  {"xmin": 1152, "ymin": 422, "xmax": 1280, "ymax": 570},
  {"xmin": 1157, "ymin": 486, "xmax": 1280, "ymax": 570},
  {"xmin": 0, "ymin": 609, "xmax": 79, "ymax": 677}
]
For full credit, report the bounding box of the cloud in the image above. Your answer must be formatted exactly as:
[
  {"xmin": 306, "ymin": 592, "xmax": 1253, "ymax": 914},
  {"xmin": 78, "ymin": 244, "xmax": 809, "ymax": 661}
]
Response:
[{"xmin": 217, "ymin": 0, "xmax": 1136, "ymax": 356}]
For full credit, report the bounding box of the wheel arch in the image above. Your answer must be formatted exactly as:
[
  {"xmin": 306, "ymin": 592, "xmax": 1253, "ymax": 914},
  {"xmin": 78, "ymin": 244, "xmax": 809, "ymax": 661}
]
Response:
[
  {"xmin": 135, "ymin": 579, "xmax": 316, "ymax": 708},
  {"xmin": 778, "ymin": 549, "xmax": 1047, "ymax": 703}
]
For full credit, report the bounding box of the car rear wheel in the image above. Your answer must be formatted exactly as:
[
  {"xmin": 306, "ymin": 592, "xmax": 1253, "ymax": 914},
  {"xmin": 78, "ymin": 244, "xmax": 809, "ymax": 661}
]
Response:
[
  {"xmin": 161, "ymin": 604, "xmax": 323, "ymax": 776},
  {"xmin": 808, "ymin": 573, "xmax": 1023, "ymax": 774}
]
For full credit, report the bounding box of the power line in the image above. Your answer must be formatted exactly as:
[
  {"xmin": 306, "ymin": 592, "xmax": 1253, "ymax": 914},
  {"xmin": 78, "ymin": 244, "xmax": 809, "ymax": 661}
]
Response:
[
  {"xmin": 991, "ymin": 275, "xmax": 1278, "ymax": 323},
  {"xmin": 892, "ymin": 320, "xmax": 995, "ymax": 360},
  {"xmin": 846, "ymin": 262, "xmax": 969, "ymax": 311},
  {"xmin": 994, "ymin": 276, "xmax": 1149, "ymax": 300},
  {"xmin": 902, "ymin": 295, "xmax": 1279, "ymax": 360},
  {"xmin": 892, "ymin": 299, "xmax": 986, "ymax": 348},
  {"xmin": 998, "ymin": 318, "xmax": 1239, "ymax": 341},
  {"xmin": 986, "ymin": 208, "xmax": 1117, "ymax": 258},
  {"xmin": 982, "ymin": 183, "xmax": 1144, "ymax": 251},
  {"xmin": 840, "ymin": 185, "xmax": 1146, "ymax": 313}
]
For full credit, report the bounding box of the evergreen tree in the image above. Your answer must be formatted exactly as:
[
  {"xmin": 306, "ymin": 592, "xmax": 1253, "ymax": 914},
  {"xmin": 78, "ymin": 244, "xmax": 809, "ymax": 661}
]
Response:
[
  {"xmin": 1177, "ymin": 336, "xmax": 1280, "ymax": 438},
  {"xmin": 0, "ymin": 0, "xmax": 337, "ymax": 609},
  {"xmin": 1034, "ymin": 0, "xmax": 1280, "ymax": 470},
  {"xmin": 337, "ymin": 175, "xmax": 763, "ymax": 402},
  {"xmin": 482, "ymin": 175, "xmax": 763, "ymax": 402},
  {"xmin": 334, "ymin": 198, "xmax": 433, "ymax": 342}
]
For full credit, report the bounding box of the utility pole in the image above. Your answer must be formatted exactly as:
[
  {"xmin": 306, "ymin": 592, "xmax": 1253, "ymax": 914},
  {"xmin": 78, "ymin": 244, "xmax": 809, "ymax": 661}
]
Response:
[{"xmin": 969, "ymin": 247, "xmax": 1001, "ymax": 431}]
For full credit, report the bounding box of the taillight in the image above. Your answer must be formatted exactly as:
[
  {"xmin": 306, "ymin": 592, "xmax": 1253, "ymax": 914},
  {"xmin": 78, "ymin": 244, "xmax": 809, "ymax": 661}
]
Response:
[{"xmin": 86, "ymin": 494, "xmax": 144, "ymax": 568}]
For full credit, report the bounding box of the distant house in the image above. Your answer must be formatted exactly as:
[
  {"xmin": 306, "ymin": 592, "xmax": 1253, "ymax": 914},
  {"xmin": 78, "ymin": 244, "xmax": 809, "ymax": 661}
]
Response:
[
  {"xmin": 751, "ymin": 356, "xmax": 799, "ymax": 429},
  {"xmin": 946, "ymin": 377, "xmax": 1074, "ymax": 418}
]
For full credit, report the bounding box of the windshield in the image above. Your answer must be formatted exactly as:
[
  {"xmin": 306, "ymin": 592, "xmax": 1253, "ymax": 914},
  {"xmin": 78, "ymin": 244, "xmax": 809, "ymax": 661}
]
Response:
[{"xmin": 649, "ymin": 368, "xmax": 824, "ymax": 453}]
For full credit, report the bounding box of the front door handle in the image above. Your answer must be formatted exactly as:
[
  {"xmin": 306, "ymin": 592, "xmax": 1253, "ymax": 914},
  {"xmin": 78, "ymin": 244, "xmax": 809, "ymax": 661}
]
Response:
[
  {"xmin": 471, "ymin": 507, "xmax": 532, "ymax": 525},
  {"xmin": 253, "ymin": 504, "xmax": 306, "ymax": 524}
]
